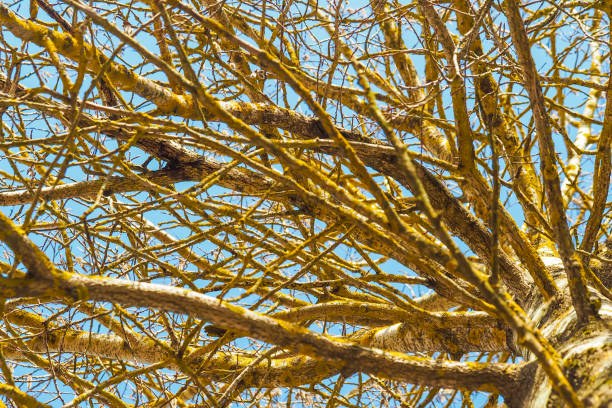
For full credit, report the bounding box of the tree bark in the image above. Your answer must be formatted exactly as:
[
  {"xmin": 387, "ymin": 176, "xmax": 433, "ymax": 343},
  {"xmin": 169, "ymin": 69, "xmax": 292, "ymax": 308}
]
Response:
[{"xmin": 507, "ymin": 270, "xmax": 612, "ymax": 407}]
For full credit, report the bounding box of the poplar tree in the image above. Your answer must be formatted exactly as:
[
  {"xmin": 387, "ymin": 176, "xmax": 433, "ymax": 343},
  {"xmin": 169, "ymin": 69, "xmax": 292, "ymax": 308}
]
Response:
[{"xmin": 0, "ymin": 0, "xmax": 610, "ymax": 406}]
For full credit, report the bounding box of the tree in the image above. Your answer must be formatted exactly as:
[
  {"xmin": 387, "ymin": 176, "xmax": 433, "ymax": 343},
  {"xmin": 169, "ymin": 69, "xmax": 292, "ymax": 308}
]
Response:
[{"xmin": 0, "ymin": 0, "xmax": 610, "ymax": 406}]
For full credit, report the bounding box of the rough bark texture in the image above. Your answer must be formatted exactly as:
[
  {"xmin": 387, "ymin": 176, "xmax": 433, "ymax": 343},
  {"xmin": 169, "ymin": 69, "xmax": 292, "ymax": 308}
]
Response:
[
  {"xmin": 507, "ymin": 270, "xmax": 612, "ymax": 407},
  {"xmin": 0, "ymin": 0, "xmax": 611, "ymax": 406}
]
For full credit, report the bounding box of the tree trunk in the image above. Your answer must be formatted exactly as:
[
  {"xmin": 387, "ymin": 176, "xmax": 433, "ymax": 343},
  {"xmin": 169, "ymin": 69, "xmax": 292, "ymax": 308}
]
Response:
[{"xmin": 508, "ymin": 269, "xmax": 612, "ymax": 407}]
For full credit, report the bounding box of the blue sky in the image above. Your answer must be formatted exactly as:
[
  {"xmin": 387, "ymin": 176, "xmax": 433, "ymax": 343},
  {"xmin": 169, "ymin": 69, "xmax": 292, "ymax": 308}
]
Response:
[{"xmin": 0, "ymin": 0, "xmax": 609, "ymax": 406}]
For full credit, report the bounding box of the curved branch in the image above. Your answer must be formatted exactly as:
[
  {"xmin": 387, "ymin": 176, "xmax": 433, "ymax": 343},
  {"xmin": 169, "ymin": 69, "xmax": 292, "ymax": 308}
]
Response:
[
  {"xmin": 0, "ymin": 384, "xmax": 51, "ymax": 408},
  {"xmin": 7, "ymin": 273, "xmax": 519, "ymax": 396},
  {"xmin": 3, "ymin": 305, "xmax": 508, "ymax": 391},
  {"xmin": 504, "ymin": 0, "xmax": 593, "ymax": 326}
]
